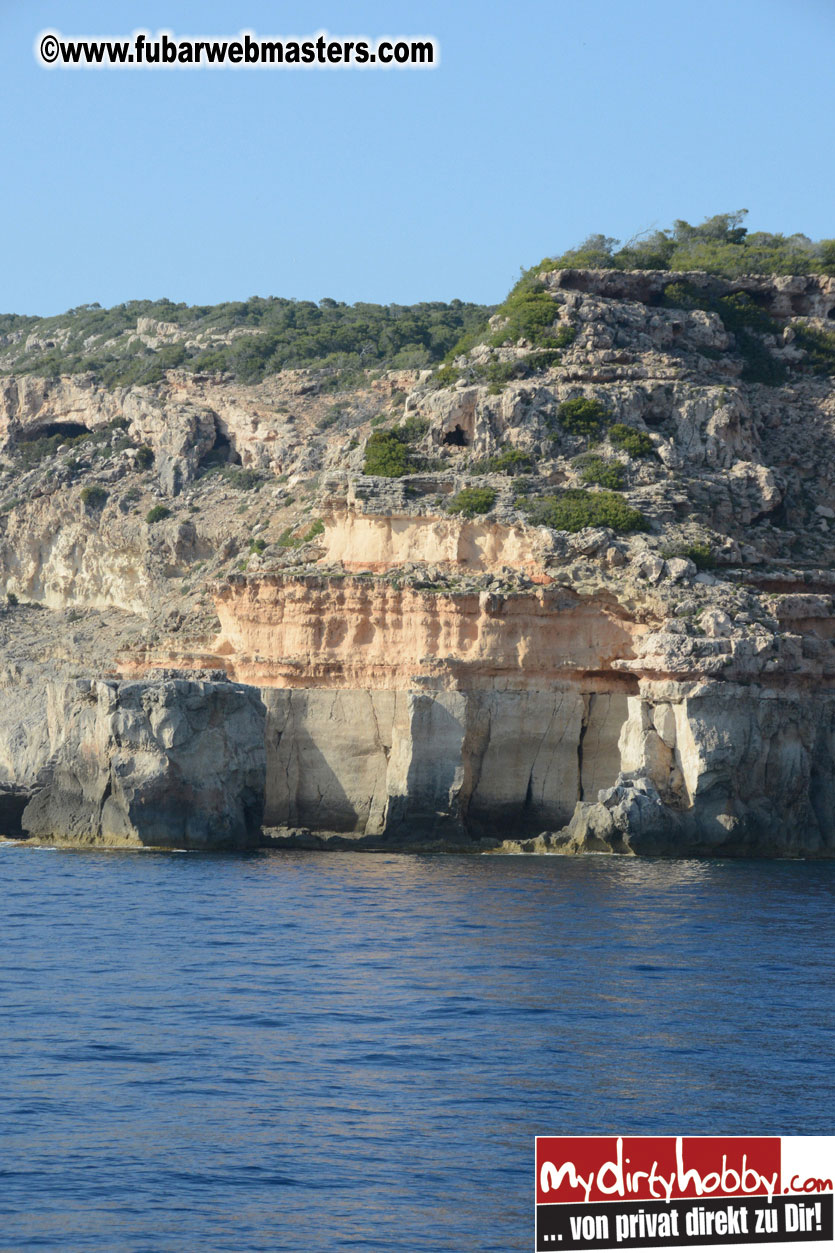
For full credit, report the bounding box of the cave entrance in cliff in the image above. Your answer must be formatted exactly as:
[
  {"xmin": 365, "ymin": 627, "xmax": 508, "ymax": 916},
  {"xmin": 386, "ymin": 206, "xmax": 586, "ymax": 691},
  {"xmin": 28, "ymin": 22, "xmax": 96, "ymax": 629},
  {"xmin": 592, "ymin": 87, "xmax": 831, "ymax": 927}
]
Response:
[
  {"xmin": 442, "ymin": 424, "xmax": 468, "ymax": 447},
  {"xmin": 201, "ymin": 423, "xmax": 242, "ymax": 469},
  {"xmin": 29, "ymin": 421, "xmax": 92, "ymax": 441}
]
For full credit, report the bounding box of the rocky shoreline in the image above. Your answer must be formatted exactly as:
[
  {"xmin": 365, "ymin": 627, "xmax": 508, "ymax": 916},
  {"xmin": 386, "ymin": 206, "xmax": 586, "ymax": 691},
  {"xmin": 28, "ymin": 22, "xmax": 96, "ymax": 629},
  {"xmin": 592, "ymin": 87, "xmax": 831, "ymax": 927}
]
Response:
[{"xmin": 1, "ymin": 268, "xmax": 834, "ymax": 856}]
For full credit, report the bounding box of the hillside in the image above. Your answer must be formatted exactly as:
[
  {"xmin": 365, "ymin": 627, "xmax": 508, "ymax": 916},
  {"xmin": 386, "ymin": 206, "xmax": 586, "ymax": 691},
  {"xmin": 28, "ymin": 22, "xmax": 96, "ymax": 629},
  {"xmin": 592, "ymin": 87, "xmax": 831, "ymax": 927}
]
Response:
[
  {"xmin": 2, "ymin": 224, "xmax": 835, "ymax": 855},
  {"xmin": 0, "ymin": 296, "xmax": 492, "ymax": 388}
]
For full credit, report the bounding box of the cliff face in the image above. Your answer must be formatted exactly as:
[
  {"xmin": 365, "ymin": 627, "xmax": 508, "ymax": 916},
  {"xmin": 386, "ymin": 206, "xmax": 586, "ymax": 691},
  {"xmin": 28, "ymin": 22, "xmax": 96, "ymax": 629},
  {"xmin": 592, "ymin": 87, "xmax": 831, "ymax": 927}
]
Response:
[
  {"xmin": 2, "ymin": 268, "xmax": 835, "ymax": 854},
  {"xmin": 21, "ymin": 677, "xmax": 265, "ymax": 849},
  {"xmin": 260, "ymin": 687, "xmax": 626, "ymax": 839},
  {"xmin": 198, "ymin": 571, "xmax": 835, "ymax": 854},
  {"xmin": 210, "ymin": 574, "xmax": 641, "ymax": 690}
]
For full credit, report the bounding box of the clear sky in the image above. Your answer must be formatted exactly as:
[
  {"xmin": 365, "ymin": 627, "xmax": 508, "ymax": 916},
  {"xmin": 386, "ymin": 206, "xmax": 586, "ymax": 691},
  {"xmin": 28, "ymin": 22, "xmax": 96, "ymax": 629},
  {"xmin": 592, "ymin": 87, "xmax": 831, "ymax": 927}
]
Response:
[{"xmin": 3, "ymin": 0, "xmax": 834, "ymax": 315}]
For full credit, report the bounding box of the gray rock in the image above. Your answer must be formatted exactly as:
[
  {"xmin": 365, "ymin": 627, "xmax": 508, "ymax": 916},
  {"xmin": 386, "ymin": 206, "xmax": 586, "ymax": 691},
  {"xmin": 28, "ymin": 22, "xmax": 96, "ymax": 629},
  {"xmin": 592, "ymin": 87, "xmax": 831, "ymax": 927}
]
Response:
[
  {"xmin": 21, "ymin": 678, "xmax": 266, "ymax": 849},
  {"xmin": 700, "ymin": 608, "xmax": 733, "ymax": 637},
  {"xmin": 665, "ymin": 557, "xmax": 696, "ymax": 582},
  {"xmin": 561, "ymin": 773, "xmax": 682, "ymax": 856}
]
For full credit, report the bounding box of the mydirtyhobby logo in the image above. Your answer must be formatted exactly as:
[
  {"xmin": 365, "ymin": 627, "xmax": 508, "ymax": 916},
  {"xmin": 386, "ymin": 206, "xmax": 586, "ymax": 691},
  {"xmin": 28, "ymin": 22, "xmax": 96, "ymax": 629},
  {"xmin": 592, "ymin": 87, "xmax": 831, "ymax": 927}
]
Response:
[
  {"xmin": 35, "ymin": 29, "xmax": 438, "ymax": 70},
  {"xmin": 535, "ymin": 1138, "xmax": 835, "ymax": 1252}
]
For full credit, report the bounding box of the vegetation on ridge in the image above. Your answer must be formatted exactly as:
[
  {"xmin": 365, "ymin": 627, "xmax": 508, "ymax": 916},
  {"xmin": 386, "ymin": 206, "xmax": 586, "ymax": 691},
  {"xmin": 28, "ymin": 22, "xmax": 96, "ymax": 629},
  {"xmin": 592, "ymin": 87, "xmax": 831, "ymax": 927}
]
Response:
[
  {"xmin": 520, "ymin": 489, "xmax": 648, "ymax": 535},
  {"xmin": 534, "ymin": 210, "xmax": 835, "ymax": 278},
  {"xmin": 0, "ymin": 297, "xmax": 493, "ymax": 388},
  {"xmin": 2, "ymin": 212, "xmax": 832, "ymax": 392},
  {"xmin": 447, "ymin": 487, "xmax": 497, "ymax": 517}
]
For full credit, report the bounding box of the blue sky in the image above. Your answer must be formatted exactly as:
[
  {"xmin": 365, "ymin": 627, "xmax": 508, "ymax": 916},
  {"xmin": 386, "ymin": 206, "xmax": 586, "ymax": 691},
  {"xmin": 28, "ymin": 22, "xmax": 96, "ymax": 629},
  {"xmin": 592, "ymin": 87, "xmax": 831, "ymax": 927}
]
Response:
[{"xmin": 2, "ymin": 0, "xmax": 834, "ymax": 314}]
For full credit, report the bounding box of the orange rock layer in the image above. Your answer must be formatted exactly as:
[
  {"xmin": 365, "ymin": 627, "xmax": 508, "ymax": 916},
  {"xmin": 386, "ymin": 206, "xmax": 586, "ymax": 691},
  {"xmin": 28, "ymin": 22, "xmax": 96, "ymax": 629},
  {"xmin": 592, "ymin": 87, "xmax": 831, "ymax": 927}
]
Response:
[{"xmin": 203, "ymin": 574, "xmax": 644, "ymax": 691}]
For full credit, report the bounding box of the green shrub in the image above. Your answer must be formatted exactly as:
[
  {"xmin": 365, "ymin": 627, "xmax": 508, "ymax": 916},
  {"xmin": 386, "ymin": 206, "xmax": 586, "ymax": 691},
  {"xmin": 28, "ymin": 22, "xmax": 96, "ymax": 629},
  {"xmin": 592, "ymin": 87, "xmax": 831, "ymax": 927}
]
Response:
[
  {"xmin": 146, "ymin": 504, "xmax": 171, "ymax": 525},
  {"xmin": 363, "ymin": 431, "xmax": 412, "ymax": 477},
  {"xmin": 489, "ymin": 288, "xmax": 560, "ymax": 348},
  {"xmin": 249, "ymin": 538, "xmax": 267, "ymax": 554},
  {"xmin": 135, "ymin": 444, "xmax": 154, "ymax": 469},
  {"xmin": 225, "ymin": 468, "xmax": 262, "ymax": 491},
  {"xmin": 511, "ymin": 474, "xmax": 534, "ymax": 497},
  {"xmin": 304, "ymin": 519, "xmax": 325, "ymax": 541},
  {"xmin": 398, "ymin": 415, "xmax": 430, "ymax": 444},
  {"xmin": 793, "ymin": 323, "xmax": 835, "ymax": 376},
  {"xmin": 521, "ymin": 489, "xmax": 648, "ymax": 534},
  {"xmin": 663, "ymin": 282, "xmax": 775, "ymax": 334},
  {"xmin": 572, "ymin": 453, "xmax": 625, "ymax": 490},
  {"xmin": 552, "ymin": 324, "xmax": 577, "ymax": 348},
  {"xmin": 554, "ymin": 397, "xmax": 612, "ymax": 438},
  {"xmin": 433, "ymin": 363, "xmax": 461, "ymax": 387},
  {"xmin": 527, "ymin": 349, "xmax": 563, "ymax": 372},
  {"xmin": 484, "ymin": 359, "xmax": 528, "ymax": 392},
  {"xmin": 736, "ymin": 330, "xmax": 788, "ymax": 385},
  {"xmin": 472, "ymin": 446, "xmax": 533, "ymax": 476},
  {"xmin": 716, "ymin": 291, "xmax": 774, "ymax": 335},
  {"xmin": 681, "ymin": 542, "xmax": 716, "ymax": 570},
  {"xmin": 6, "ymin": 590, "xmax": 18, "ymax": 606},
  {"xmin": 662, "ymin": 281, "xmax": 700, "ymax": 309},
  {"xmin": 80, "ymin": 484, "xmax": 108, "ymax": 510},
  {"xmin": 447, "ymin": 487, "xmax": 497, "ymax": 518},
  {"xmin": 14, "ymin": 430, "xmax": 93, "ymax": 469},
  {"xmin": 609, "ymin": 423, "xmax": 654, "ymax": 457}
]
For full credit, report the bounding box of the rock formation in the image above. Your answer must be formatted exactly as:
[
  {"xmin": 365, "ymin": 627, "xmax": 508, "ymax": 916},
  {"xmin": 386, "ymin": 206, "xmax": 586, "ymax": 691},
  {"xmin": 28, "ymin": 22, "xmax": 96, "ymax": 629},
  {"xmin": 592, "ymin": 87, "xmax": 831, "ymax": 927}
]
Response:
[
  {"xmin": 20, "ymin": 677, "xmax": 265, "ymax": 849},
  {"xmin": 1, "ymin": 267, "xmax": 834, "ymax": 854}
]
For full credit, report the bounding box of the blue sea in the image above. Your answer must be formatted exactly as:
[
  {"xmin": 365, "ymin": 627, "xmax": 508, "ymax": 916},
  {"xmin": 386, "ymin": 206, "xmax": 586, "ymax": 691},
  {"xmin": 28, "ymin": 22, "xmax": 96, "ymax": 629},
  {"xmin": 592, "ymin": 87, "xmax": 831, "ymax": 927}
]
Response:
[{"xmin": 1, "ymin": 847, "xmax": 833, "ymax": 1252}]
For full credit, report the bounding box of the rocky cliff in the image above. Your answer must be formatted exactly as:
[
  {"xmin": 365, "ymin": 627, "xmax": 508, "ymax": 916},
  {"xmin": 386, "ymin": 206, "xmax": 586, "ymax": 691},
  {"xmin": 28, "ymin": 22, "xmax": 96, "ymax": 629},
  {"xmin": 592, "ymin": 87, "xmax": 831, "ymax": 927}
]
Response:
[
  {"xmin": 2, "ymin": 267, "xmax": 834, "ymax": 854},
  {"xmin": 21, "ymin": 677, "xmax": 266, "ymax": 849}
]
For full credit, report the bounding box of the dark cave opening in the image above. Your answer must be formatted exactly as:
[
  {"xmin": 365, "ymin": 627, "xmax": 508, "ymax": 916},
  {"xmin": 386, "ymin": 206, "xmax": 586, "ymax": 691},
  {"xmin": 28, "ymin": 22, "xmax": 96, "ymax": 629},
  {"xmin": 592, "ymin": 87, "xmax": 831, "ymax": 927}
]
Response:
[
  {"xmin": 201, "ymin": 424, "xmax": 242, "ymax": 468},
  {"xmin": 29, "ymin": 421, "xmax": 91, "ymax": 441},
  {"xmin": 442, "ymin": 425, "xmax": 468, "ymax": 447}
]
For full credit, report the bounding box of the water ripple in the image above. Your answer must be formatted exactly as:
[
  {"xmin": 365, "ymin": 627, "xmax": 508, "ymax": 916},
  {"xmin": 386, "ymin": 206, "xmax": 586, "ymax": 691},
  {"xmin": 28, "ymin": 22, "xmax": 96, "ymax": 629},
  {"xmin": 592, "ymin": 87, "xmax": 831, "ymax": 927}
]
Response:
[{"xmin": 0, "ymin": 848, "xmax": 833, "ymax": 1251}]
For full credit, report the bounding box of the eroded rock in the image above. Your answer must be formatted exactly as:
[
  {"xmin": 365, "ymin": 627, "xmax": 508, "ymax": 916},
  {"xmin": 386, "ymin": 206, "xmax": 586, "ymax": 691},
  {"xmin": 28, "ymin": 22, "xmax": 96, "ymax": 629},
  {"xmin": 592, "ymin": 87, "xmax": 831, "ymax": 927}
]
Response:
[{"xmin": 21, "ymin": 677, "xmax": 266, "ymax": 848}]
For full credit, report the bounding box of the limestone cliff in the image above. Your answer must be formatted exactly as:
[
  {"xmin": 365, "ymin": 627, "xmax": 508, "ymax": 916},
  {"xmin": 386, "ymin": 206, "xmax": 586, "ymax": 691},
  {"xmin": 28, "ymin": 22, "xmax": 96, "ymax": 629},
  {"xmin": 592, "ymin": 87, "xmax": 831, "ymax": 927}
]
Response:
[
  {"xmin": 2, "ymin": 267, "xmax": 835, "ymax": 854},
  {"xmin": 21, "ymin": 677, "xmax": 265, "ymax": 849}
]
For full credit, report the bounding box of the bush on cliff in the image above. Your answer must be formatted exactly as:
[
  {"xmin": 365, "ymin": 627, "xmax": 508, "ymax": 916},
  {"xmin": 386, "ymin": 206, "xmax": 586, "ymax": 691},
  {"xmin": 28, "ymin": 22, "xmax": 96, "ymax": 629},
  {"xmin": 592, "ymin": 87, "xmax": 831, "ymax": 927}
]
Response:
[
  {"xmin": 13, "ymin": 429, "xmax": 94, "ymax": 468},
  {"xmin": 471, "ymin": 446, "xmax": 533, "ymax": 476},
  {"xmin": 681, "ymin": 542, "xmax": 716, "ymax": 570},
  {"xmin": 146, "ymin": 505, "xmax": 171, "ymax": 525},
  {"xmin": 225, "ymin": 468, "xmax": 263, "ymax": 491},
  {"xmin": 397, "ymin": 415, "xmax": 430, "ymax": 443},
  {"xmin": 521, "ymin": 489, "xmax": 648, "ymax": 534},
  {"xmin": 553, "ymin": 397, "xmax": 612, "ymax": 438},
  {"xmin": 80, "ymin": 484, "xmax": 108, "ymax": 510},
  {"xmin": 793, "ymin": 323, "xmax": 835, "ymax": 376},
  {"xmin": 572, "ymin": 453, "xmax": 625, "ymax": 490},
  {"xmin": 447, "ymin": 487, "xmax": 497, "ymax": 518},
  {"xmin": 488, "ymin": 288, "xmax": 562, "ymax": 348},
  {"xmin": 363, "ymin": 430, "xmax": 412, "ymax": 477},
  {"xmin": 609, "ymin": 423, "xmax": 654, "ymax": 458}
]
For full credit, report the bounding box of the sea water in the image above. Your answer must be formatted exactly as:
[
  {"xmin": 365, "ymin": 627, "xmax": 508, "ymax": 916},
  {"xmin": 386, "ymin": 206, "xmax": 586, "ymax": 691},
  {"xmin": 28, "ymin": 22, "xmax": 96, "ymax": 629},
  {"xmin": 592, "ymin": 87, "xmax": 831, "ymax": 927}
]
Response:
[{"xmin": 1, "ymin": 847, "xmax": 833, "ymax": 1252}]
